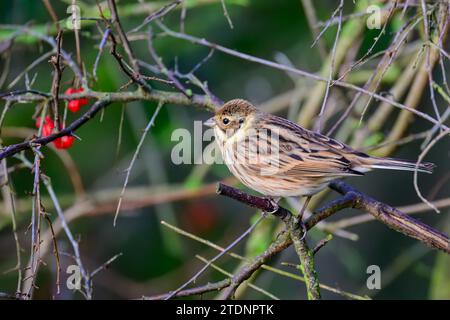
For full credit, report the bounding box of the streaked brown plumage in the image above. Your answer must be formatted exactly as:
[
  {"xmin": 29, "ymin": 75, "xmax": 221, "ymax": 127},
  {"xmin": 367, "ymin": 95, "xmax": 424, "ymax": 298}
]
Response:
[{"xmin": 204, "ymin": 99, "xmax": 434, "ymax": 198}]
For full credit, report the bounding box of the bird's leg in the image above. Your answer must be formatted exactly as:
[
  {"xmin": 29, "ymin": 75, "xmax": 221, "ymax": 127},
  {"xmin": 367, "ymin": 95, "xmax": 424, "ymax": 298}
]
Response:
[
  {"xmin": 298, "ymin": 196, "xmax": 311, "ymax": 221},
  {"xmin": 262, "ymin": 197, "xmax": 280, "ymax": 217},
  {"xmin": 296, "ymin": 196, "xmax": 312, "ymax": 240}
]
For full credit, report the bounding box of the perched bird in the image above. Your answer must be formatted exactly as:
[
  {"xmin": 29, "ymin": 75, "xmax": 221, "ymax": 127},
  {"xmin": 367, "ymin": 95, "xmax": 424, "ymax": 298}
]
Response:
[{"xmin": 204, "ymin": 99, "xmax": 434, "ymax": 217}]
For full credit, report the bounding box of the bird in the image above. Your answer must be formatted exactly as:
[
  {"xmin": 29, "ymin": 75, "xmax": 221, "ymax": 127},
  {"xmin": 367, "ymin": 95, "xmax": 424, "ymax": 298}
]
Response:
[{"xmin": 204, "ymin": 99, "xmax": 434, "ymax": 220}]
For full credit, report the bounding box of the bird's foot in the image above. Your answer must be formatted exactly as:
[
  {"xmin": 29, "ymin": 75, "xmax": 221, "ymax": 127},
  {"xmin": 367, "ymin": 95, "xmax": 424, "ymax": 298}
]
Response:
[
  {"xmin": 294, "ymin": 216, "xmax": 308, "ymax": 241},
  {"xmin": 299, "ymin": 221, "xmax": 307, "ymax": 241},
  {"xmin": 262, "ymin": 198, "xmax": 280, "ymax": 216}
]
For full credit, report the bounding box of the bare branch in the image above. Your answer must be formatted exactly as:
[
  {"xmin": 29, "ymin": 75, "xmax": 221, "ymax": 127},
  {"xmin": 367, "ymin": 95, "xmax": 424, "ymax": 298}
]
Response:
[{"xmin": 156, "ymin": 22, "xmax": 448, "ymax": 131}]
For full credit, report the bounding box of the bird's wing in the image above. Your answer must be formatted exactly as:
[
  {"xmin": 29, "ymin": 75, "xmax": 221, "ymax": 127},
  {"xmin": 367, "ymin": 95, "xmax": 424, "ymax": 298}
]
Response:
[
  {"xmin": 279, "ymin": 142, "xmax": 364, "ymax": 177},
  {"xmin": 260, "ymin": 115, "xmax": 366, "ymax": 177}
]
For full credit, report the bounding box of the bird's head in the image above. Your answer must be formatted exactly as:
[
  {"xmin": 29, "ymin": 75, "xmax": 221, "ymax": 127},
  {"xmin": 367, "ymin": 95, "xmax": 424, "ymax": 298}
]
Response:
[{"xmin": 204, "ymin": 99, "xmax": 258, "ymax": 141}]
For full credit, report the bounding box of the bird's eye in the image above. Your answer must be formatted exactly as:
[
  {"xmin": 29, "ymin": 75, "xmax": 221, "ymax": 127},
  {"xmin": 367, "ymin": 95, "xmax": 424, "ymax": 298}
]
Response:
[
  {"xmin": 239, "ymin": 118, "xmax": 244, "ymax": 124},
  {"xmin": 223, "ymin": 118, "xmax": 230, "ymax": 125}
]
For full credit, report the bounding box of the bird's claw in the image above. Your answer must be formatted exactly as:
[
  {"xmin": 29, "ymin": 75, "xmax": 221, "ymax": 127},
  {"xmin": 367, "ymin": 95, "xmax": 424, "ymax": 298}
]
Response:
[
  {"xmin": 263, "ymin": 198, "xmax": 279, "ymax": 215},
  {"xmin": 294, "ymin": 217, "xmax": 308, "ymax": 241},
  {"xmin": 299, "ymin": 221, "xmax": 307, "ymax": 241}
]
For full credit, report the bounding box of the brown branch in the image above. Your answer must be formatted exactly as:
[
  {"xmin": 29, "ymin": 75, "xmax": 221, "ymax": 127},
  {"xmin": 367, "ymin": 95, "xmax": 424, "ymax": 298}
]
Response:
[
  {"xmin": 329, "ymin": 181, "xmax": 450, "ymax": 253},
  {"xmin": 1, "ymin": 126, "xmax": 85, "ymax": 199},
  {"xmin": 165, "ymin": 214, "xmax": 265, "ymax": 300},
  {"xmin": 290, "ymin": 230, "xmax": 321, "ymax": 300},
  {"xmin": 143, "ymin": 279, "xmax": 231, "ymax": 300},
  {"xmin": 216, "ymin": 183, "xmax": 291, "ymax": 223},
  {"xmin": 108, "ymin": 31, "xmax": 152, "ymax": 92},
  {"xmin": 0, "ymin": 87, "xmax": 218, "ymax": 108},
  {"xmin": 129, "ymin": 0, "xmax": 182, "ymax": 34},
  {"xmin": 0, "ymin": 88, "xmax": 219, "ymax": 161},
  {"xmin": 42, "ymin": 0, "xmax": 59, "ymax": 31},
  {"xmin": 160, "ymin": 220, "xmax": 368, "ymax": 300},
  {"xmin": 215, "ymin": 183, "xmax": 345, "ymax": 300},
  {"xmin": 312, "ymin": 235, "xmax": 333, "ymax": 255},
  {"xmin": 325, "ymin": 197, "xmax": 450, "ymax": 230},
  {"xmin": 49, "ymin": 30, "xmax": 63, "ymax": 131},
  {"xmin": 0, "ymin": 99, "xmax": 110, "ymax": 160},
  {"xmin": 305, "ymin": 182, "xmax": 448, "ymax": 253},
  {"xmin": 107, "ymin": 0, "xmax": 140, "ymax": 75},
  {"xmin": 214, "ymin": 179, "xmax": 449, "ymax": 299},
  {"xmin": 219, "ymin": 230, "xmax": 292, "ymax": 300},
  {"xmin": 147, "ymin": 28, "xmax": 191, "ymax": 98}
]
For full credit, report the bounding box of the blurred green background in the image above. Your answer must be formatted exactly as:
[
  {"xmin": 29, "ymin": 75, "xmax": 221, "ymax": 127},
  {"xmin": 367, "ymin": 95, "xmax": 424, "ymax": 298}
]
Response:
[{"xmin": 0, "ymin": 0, "xmax": 449, "ymax": 299}]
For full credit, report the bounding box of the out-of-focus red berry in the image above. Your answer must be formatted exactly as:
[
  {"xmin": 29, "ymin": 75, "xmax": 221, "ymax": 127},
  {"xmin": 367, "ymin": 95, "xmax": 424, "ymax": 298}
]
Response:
[
  {"xmin": 68, "ymin": 100, "xmax": 81, "ymax": 112},
  {"xmin": 42, "ymin": 124, "xmax": 53, "ymax": 137},
  {"xmin": 35, "ymin": 116, "xmax": 53, "ymax": 128},
  {"xmin": 35, "ymin": 115, "xmax": 75, "ymax": 149},
  {"xmin": 76, "ymin": 88, "xmax": 88, "ymax": 106},
  {"xmin": 65, "ymin": 87, "xmax": 88, "ymax": 112},
  {"xmin": 65, "ymin": 87, "xmax": 77, "ymax": 95},
  {"xmin": 54, "ymin": 135, "xmax": 75, "ymax": 149},
  {"xmin": 35, "ymin": 116, "xmax": 55, "ymax": 137},
  {"xmin": 183, "ymin": 202, "xmax": 218, "ymax": 234}
]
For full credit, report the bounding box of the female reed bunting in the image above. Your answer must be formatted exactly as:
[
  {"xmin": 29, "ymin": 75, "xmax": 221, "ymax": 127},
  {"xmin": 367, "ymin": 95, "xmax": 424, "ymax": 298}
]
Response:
[{"xmin": 204, "ymin": 99, "xmax": 434, "ymax": 214}]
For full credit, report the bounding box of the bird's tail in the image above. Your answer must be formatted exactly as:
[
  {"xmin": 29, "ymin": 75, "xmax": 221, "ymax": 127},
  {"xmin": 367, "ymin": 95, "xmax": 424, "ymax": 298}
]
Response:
[{"xmin": 363, "ymin": 156, "xmax": 435, "ymax": 174}]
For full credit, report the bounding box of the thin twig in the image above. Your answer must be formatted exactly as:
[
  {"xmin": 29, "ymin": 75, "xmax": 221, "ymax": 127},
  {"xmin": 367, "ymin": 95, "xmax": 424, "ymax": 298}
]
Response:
[
  {"xmin": 156, "ymin": 22, "xmax": 447, "ymax": 130},
  {"xmin": 128, "ymin": 0, "xmax": 182, "ymax": 34},
  {"xmin": 161, "ymin": 220, "xmax": 368, "ymax": 300},
  {"xmin": 300, "ymin": 0, "xmax": 327, "ymax": 60},
  {"xmin": 195, "ymin": 255, "xmax": 278, "ymax": 300},
  {"xmin": 114, "ymin": 102, "xmax": 164, "ymax": 225},
  {"xmin": 17, "ymin": 154, "xmax": 92, "ymax": 298},
  {"xmin": 414, "ymin": 129, "xmax": 450, "ymax": 213},
  {"xmin": 107, "ymin": 0, "xmax": 140, "ymax": 74},
  {"xmin": 90, "ymin": 253, "xmax": 123, "ymax": 278},
  {"xmin": 49, "ymin": 30, "xmax": 63, "ymax": 132},
  {"xmin": 316, "ymin": 0, "xmax": 343, "ymax": 133},
  {"xmin": 220, "ymin": 0, "xmax": 234, "ymax": 29},
  {"xmin": 312, "ymin": 234, "xmax": 333, "ymax": 255},
  {"xmin": 164, "ymin": 214, "xmax": 265, "ymax": 300},
  {"xmin": 93, "ymin": 28, "xmax": 110, "ymax": 80}
]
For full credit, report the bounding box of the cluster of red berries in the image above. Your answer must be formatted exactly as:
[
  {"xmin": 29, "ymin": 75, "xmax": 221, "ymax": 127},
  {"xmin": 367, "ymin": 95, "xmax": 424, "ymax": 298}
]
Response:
[
  {"xmin": 36, "ymin": 116, "xmax": 75, "ymax": 149},
  {"xmin": 65, "ymin": 87, "xmax": 88, "ymax": 112},
  {"xmin": 34, "ymin": 87, "xmax": 88, "ymax": 149}
]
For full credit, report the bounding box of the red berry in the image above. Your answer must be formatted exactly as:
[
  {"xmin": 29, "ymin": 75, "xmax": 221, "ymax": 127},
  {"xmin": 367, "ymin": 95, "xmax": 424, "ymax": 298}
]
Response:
[
  {"xmin": 35, "ymin": 115, "xmax": 75, "ymax": 149},
  {"xmin": 65, "ymin": 87, "xmax": 88, "ymax": 112},
  {"xmin": 68, "ymin": 100, "xmax": 81, "ymax": 112},
  {"xmin": 76, "ymin": 88, "xmax": 88, "ymax": 106},
  {"xmin": 42, "ymin": 123, "xmax": 53, "ymax": 137},
  {"xmin": 36, "ymin": 116, "xmax": 53, "ymax": 128},
  {"xmin": 65, "ymin": 87, "xmax": 77, "ymax": 95},
  {"xmin": 35, "ymin": 118, "xmax": 41, "ymax": 128},
  {"xmin": 36, "ymin": 116, "xmax": 54, "ymax": 137},
  {"xmin": 54, "ymin": 135, "xmax": 75, "ymax": 149},
  {"xmin": 183, "ymin": 202, "xmax": 218, "ymax": 234},
  {"xmin": 78, "ymin": 97, "xmax": 88, "ymax": 106}
]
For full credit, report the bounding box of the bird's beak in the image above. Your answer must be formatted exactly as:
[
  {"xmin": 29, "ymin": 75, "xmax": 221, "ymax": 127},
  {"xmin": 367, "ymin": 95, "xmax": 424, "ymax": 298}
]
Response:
[{"xmin": 204, "ymin": 117, "xmax": 216, "ymax": 128}]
